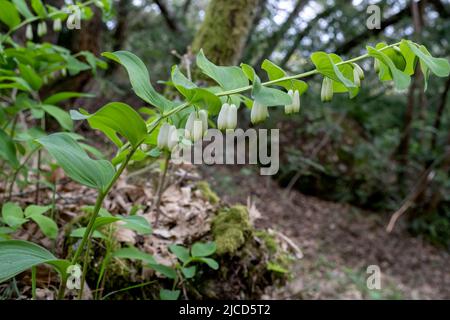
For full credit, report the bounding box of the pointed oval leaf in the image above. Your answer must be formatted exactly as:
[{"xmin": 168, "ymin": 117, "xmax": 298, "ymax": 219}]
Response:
[
  {"xmin": 70, "ymin": 102, "xmax": 147, "ymax": 148},
  {"xmin": 0, "ymin": 240, "xmax": 69, "ymax": 283},
  {"xmin": 191, "ymin": 241, "xmax": 216, "ymax": 257},
  {"xmin": 36, "ymin": 133, "xmax": 115, "ymax": 191},
  {"xmin": 102, "ymin": 51, "xmax": 174, "ymax": 111},
  {"xmin": 196, "ymin": 49, "xmax": 248, "ymax": 91}
]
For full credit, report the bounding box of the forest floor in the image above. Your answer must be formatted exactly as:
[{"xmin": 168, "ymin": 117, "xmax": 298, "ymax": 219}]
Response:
[{"xmin": 200, "ymin": 165, "xmax": 450, "ymax": 300}]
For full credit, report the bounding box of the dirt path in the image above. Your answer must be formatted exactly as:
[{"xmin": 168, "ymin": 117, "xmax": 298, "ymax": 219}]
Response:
[{"xmin": 201, "ymin": 165, "xmax": 450, "ymax": 299}]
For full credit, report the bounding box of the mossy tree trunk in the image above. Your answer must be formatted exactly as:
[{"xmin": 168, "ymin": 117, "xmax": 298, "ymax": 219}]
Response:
[{"xmin": 191, "ymin": 0, "xmax": 260, "ymax": 66}]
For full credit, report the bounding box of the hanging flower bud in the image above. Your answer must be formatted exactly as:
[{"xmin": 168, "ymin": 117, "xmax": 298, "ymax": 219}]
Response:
[
  {"xmin": 157, "ymin": 123, "xmax": 170, "ymax": 149},
  {"xmin": 198, "ymin": 109, "xmax": 208, "ymax": 133},
  {"xmin": 192, "ymin": 120, "xmax": 203, "ymax": 142},
  {"xmin": 166, "ymin": 125, "xmax": 178, "ymax": 150},
  {"xmin": 374, "ymin": 59, "xmax": 380, "ymax": 73},
  {"xmin": 25, "ymin": 25, "xmax": 33, "ymax": 40},
  {"xmin": 37, "ymin": 22, "xmax": 47, "ymax": 37},
  {"xmin": 321, "ymin": 77, "xmax": 333, "ymax": 102},
  {"xmin": 217, "ymin": 103, "xmax": 237, "ymax": 130},
  {"xmin": 285, "ymin": 90, "xmax": 300, "ymax": 114},
  {"xmin": 217, "ymin": 103, "xmax": 229, "ymax": 130},
  {"xmin": 185, "ymin": 110, "xmax": 208, "ymax": 141},
  {"xmin": 53, "ymin": 18, "xmax": 62, "ymax": 32},
  {"xmin": 158, "ymin": 123, "xmax": 178, "ymax": 151},
  {"xmin": 61, "ymin": 68, "xmax": 67, "ymax": 77},
  {"xmin": 226, "ymin": 104, "xmax": 237, "ymax": 129},
  {"xmin": 353, "ymin": 68, "xmax": 361, "ymax": 87},
  {"xmin": 251, "ymin": 101, "xmax": 268, "ymax": 124},
  {"xmin": 352, "ymin": 63, "xmax": 364, "ymax": 81}
]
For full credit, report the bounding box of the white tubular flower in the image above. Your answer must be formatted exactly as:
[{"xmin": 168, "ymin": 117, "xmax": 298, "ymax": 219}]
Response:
[
  {"xmin": 184, "ymin": 111, "xmax": 195, "ymax": 139},
  {"xmin": 185, "ymin": 110, "xmax": 208, "ymax": 141},
  {"xmin": 25, "ymin": 25, "xmax": 33, "ymax": 40},
  {"xmin": 61, "ymin": 68, "xmax": 67, "ymax": 77},
  {"xmin": 37, "ymin": 22, "xmax": 47, "ymax": 37},
  {"xmin": 218, "ymin": 103, "xmax": 237, "ymax": 130},
  {"xmin": 321, "ymin": 77, "xmax": 333, "ymax": 102},
  {"xmin": 251, "ymin": 101, "xmax": 268, "ymax": 124},
  {"xmin": 192, "ymin": 120, "xmax": 203, "ymax": 142},
  {"xmin": 353, "ymin": 68, "xmax": 361, "ymax": 87},
  {"xmin": 285, "ymin": 90, "xmax": 294, "ymax": 114},
  {"xmin": 198, "ymin": 109, "xmax": 208, "ymax": 133},
  {"xmin": 217, "ymin": 103, "xmax": 229, "ymax": 130},
  {"xmin": 352, "ymin": 63, "xmax": 364, "ymax": 80},
  {"xmin": 226, "ymin": 104, "xmax": 237, "ymax": 129},
  {"xmin": 157, "ymin": 123, "xmax": 170, "ymax": 149},
  {"xmin": 285, "ymin": 89, "xmax": 301, "ymax": 114},
  {"xmin": 53, "ymin": 18, "xmax": 62, "ymax": 32},
  {"xmin": 374, "ymin": 59, "xmax": 380, "ymax": 73},
  {"xmin": 167, "ymin": 125, "xmax": 178, "ymax": 150}
]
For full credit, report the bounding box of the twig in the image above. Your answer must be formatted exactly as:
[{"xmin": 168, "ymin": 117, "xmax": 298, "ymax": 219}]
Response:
[{"xmin": 152, "ymin": 152, "xmax": 171, "ymax": 224}]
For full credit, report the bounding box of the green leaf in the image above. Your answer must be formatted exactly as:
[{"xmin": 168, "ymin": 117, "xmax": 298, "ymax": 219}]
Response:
[
  {"xmin": 367, "ymin": 46, "xmax": 411, "ymax": 90},
  {"xmin": 159, "ymin": 289, "xmax": 180, "ymax": 300},
  {"xmin": 41, "ymin": 105, "xmax": 73, "ymax": 131},
  {"xmin": 0, "ymin": 0, "xmax": 21, "ymax": 29},
  {"xmin": 196, "ymin": 49, "xmax": 248, "ymax": 91},
  {"xmin": 70, "ymin": 102, "xmax": 147, "ymax": 148},
  {"xmin": 191, "ymin": 241, "xmax": 216, "ymax": 257},
  {"xmin": 0, "ymin": 240, "xmax": 69, "ymax": 283},
  {"xmin": 121, "ymin": 215, "xmax": 152, "ymax": 235},
  {"xmin": 148, "ymin": 263, "xmax": 177, "ymax": 279},
  {"xmin": 31, "ymin": 0, "xmax": 47, "ymax": 17},
  {"xmin": 261, "ymin": 60, "xmax": 308, "ymax": 94},
  {"xmin": 113, "ymin": 246, "xmax": 156, "ymax": 265},
  {"xmin": 399, "ymin": 40, "xmax": 417, "ymax": 76},
  {"xmin": 171, "ymin": 66, "xmax": 222, "ymax": 115},
  {"xmin": 36, "ymin": 133, "xmax": 115, "ymax": 191},
  {"xmin": 2, "ymin": 202, "xmax": 27, "ymax": 228},
  {"xmin": 12, "ymin": 0, "xmax": 34, "ymax": 19},
  {"xmin": 261, "ymin": 59, "xmax": 286, "ymax": 80},
  {"xmin": 18, "ymin": 64, "xmax": 42, "ymax": 90},
  {"xmin": 0, "ymin": 128, "xmax": 19, "ymax": 168},
  {"xmin": 197, "ymin": 257, "xmax": 219, "ymax": 270},
  {"xmin": 43, "ymin": 92, "xmax": 95, "ymax": 105},
  {"xmin": 169, "ymin": 244, "xmax": 190, "ymax": 264},
  {"xmin": 311, "ymin": 52, "xmax": 356, "ymax": 90},
  {"xmin": 181, "ymin": 266, "xmax": 196, "ymax": 279},
  {"xmin": 24, "ymin": 205, "xmax": 50, "ymax": 217},
  {"xmin": 28, "ymin": 214, "xmax": 58, "ymax": 239},
  {"xmin": 406, "ymin": 41, "xmax": 450, "ymax": 78},
  {"xmin": 102, "ymin": 51, "xmax": 174, "ymax": 111}
]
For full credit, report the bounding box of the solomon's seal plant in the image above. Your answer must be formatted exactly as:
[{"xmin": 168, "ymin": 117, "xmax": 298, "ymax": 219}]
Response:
[{"xmin": 0, "ymin": 0, "xmax": 449, "ymax": 300}]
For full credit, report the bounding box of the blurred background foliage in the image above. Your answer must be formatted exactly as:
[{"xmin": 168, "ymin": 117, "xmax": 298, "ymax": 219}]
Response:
[{"xmin": 42, "ymin": 0, "xmax": 449, "ymax": 247}]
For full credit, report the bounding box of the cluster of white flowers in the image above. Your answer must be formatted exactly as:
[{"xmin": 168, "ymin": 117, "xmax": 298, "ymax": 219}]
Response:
[{"xmin": 156, "ymin": 88, "xmax": 303, "ymax": 151}]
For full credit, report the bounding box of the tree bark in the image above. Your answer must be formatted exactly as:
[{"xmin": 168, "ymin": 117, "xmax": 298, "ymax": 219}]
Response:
[{"xmin": 191, "ymin": 0, "xmax": 260, "ymax": 66}]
